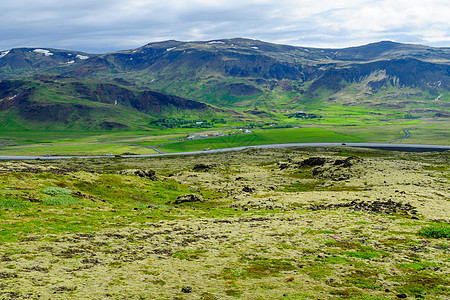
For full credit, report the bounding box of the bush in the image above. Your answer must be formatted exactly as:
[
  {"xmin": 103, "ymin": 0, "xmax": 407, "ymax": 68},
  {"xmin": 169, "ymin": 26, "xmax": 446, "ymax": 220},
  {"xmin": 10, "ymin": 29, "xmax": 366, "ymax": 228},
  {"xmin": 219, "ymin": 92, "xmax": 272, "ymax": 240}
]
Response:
[
  {"xmin": 40, "ymin": 187, "xmax": 80, "ymax": 205},
  {"xmin": 418, "ymin": 224, "xmax": 450, "ymax": 238},
  {"xmin": 40, "ymin": 187, "xmax": 72, "ymax": 196}
]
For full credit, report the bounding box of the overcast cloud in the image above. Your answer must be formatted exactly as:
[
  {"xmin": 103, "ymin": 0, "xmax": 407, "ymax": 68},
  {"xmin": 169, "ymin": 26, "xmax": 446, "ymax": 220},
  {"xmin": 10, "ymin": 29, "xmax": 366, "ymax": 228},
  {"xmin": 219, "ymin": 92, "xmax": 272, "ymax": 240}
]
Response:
[{"xmin": 1, "ymin": 0, "xmax": 449, "ymax": 53}]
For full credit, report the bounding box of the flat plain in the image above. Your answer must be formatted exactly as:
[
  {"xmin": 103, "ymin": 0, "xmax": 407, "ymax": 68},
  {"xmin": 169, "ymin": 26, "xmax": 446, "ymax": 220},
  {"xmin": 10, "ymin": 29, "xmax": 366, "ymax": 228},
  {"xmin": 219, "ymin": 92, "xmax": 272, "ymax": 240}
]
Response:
[{"xmin": 0, "ymin": 147, "xmax": 448, "ymax": 299}]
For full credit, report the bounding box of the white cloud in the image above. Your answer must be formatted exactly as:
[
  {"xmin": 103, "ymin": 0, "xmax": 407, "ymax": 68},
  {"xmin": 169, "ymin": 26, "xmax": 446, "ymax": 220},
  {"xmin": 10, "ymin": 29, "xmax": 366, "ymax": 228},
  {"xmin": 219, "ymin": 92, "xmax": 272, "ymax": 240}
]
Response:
[{"xmin": 0, "ymin": 0, "xmax": 449, "ymax": 52}]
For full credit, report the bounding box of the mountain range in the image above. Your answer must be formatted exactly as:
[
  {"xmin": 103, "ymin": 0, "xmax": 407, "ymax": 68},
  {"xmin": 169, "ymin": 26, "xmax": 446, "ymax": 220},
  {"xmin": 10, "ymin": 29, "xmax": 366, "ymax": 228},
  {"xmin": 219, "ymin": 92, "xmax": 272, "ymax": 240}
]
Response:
[{"xmin": 0, "ymin": 39, "xmax": 449, "ymax": 130}]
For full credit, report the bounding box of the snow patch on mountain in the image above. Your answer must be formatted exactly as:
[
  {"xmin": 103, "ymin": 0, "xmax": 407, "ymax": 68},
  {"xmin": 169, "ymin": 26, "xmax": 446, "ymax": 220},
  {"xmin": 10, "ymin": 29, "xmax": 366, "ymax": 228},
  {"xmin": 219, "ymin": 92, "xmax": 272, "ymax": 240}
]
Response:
[
  {"xmin": 76, "ymin": 55, "xmax": 89, "ymax": 60},
  {"xmin": 0, "ymin": 50, "xmax": 9, "ymax": 59},
  {"xmin": 207, "ymin": 41, "xmax": 225, "ymax": 44},
  {"xmin": 166, "ymin": 47, "xmax": 177, "ymax": 51},
  {"xmin": 33, "ymin": 49, "xmax": 53, "ymax": 56}
]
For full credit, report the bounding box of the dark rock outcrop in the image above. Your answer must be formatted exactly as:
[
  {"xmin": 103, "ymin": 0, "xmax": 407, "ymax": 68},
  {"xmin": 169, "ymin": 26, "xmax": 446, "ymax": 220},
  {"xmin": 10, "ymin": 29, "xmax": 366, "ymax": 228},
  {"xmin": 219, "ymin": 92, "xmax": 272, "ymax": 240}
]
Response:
[
  {"xmin": 174, "ymin": 194, "xmax": 204, "ymax": 204},
  {"xmin": 299, "ymin": 157, "xmax": 327, "ymax": 167}
]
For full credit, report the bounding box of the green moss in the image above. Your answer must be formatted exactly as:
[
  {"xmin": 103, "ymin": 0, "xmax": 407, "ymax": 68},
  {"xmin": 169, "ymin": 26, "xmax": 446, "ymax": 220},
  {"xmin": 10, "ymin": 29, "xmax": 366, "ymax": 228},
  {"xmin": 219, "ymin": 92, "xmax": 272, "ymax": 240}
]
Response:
[
  {"xmin": 41, "ymin": 196, "xmax": 81, "ymax": 205},
  {"xmin": 329, "ymin": 288, "xmax": 361, "ymax": 298},
  {"xmin": 172, "ymin": 249, "xmax": 207, "ymax": 261},
  {"xmin": 0, "ymin": 199, "xmax": 29, "ymax": 209},
  {"xmin": 397, "ymin": 262, "xmax": 444, "ymax": 272},
  {"xmin": 200, "ymin": 292, "xmax": 218, "ymax": 300},
  {"xmin": 220, "ymin": 257, "xmax": 295, "ymax": 280},
  {"xmin": 324, "ymin": 256, "xmax": 350, "ymax": 264},
  {"xmin": 224, "ymin": 289, "xmax": 242, "ymax": 297},
  {"xmin": 150, "ymin": 279, "xmax": 166, "ymax": 286},
  {"xmin": 304, "ymin": 229, "xmax": 335, "ymax": 235},
  {"xmin": 348, "ymin": 296, "xmax": 390, "ymax": 300},
  {"xmin": 392, "ymin": 273, "xmax": 450, "ymax": 295},
  {"xmin": 344, "ymin": 269, "xmax": 381, "ymax": 289},
  {"xmin": 301, "ymin": 261, "xmax": 333, "ymax": 278},
  {"xmin": 346, "ymin": 251, "xmax": 379, "ymax": 260}
]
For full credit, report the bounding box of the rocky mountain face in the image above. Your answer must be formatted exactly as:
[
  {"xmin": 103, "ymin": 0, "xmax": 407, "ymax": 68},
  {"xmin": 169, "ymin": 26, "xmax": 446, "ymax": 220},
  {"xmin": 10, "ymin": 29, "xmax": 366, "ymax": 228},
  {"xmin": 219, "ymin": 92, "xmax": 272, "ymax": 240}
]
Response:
[
  {"xmin": 67, "ymin": 39, "xmax": 450, "ymax": 93},
  {"xmin": 2, "ymin": 39, "xmax": 449, "ymax": 90}
]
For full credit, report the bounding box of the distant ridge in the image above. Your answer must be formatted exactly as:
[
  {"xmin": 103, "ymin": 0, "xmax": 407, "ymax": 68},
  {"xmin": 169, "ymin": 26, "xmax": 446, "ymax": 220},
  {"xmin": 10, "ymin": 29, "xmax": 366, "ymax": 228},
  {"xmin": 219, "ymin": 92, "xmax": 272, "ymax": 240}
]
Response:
[{"xmin": 0, "ymin": 38, "xmax": 449, "ymax": 129}]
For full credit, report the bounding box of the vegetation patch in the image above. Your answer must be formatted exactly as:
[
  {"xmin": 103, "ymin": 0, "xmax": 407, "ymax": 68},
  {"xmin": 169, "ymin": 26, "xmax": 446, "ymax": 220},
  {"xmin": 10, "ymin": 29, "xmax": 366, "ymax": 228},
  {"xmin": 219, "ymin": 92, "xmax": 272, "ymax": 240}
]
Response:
[
  {"xmin": 0, "ymin": 148, "xmax": 448, "ymax": 299},
  {"xmin": 40, "ymin": 187, "xmax": 73, "ymax": 196},
  {"xmin": 172, "ymin": 249, "xmax": 207, "ymax": 261},
  {"xmin": 391, "ymin": 272, "xmax": 450, "ymax": 295},
  {"xmin": 418, "ymin": 224, "xmax": 450, "ymax": 238},
  {"xmin": 343, "ymin": 269, "xmax": 381, "ymax": 289}
]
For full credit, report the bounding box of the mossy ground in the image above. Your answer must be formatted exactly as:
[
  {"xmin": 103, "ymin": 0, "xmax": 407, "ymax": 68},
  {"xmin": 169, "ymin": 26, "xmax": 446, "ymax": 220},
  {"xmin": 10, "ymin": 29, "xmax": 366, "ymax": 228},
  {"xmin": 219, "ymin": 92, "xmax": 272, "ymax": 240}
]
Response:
[{"xmin": 0, "ymin": 147, "xmax": 448, "ymax": 299}]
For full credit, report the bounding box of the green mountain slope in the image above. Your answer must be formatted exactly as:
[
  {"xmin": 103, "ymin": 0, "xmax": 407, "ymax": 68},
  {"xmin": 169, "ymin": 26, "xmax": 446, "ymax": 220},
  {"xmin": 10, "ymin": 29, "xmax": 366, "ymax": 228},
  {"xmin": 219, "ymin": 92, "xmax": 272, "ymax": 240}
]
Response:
[
  {"xmin": 0, "ymin": 75, "xmax": 229, "ymax": 131},
  {"xmin": 1, "ymin": 39, "xmax": 449, "ymax": 126},
  {"xmin": 59, "ymin": 39, "xmax": 450, "ymax": 112}
]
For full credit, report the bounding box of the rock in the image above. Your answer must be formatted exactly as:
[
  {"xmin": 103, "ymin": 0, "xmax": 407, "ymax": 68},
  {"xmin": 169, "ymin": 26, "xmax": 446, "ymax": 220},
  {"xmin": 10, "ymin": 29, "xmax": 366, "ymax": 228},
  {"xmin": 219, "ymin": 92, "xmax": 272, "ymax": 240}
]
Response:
[
  {"xmin": 119, "ymin": 169, "xmax": 159, "ymax": 180},
  {"xmin": 28, "ymin": 198, "xmax": 41, "ymax": 203},
  {"xmin": 397, "ymin": 294, "xmax": 408, "ymax": 298},
  {"xmin": 0, "ymin": 255, "xmax": 12, "ymax": 262},
  {"xmin": 299, "ymin": 157, "xmax": 327, "ymax": 167},
  {"xmin": 181, "ymin": 286, "xmax": 192, "ymax": 293},
  {"xmin": 174, "ymin": 194, "xmax": 204, "ymax": 204},
  {"xmin": 193, "ymin": 163, "xmax": 215, "ymax": 172},
  {"xmin": 242, "ymin": 186, "xmax": 256, "ymax": 193},
  {"xmin": 309, "ymin": 199, "xmax": 417, "ymax": 215},
  {"xmin": 0, "ymin": 272, "xmax": 17, "ymax": 279},
  {"xmin": 312, "ymin": 168, "xmax": 321, "ymax": 176},
  {"xmin": 134, "ymin": 170, "xmax": 159, "ymax": 181},
  {"xmin": 277, "ymin": 162, "xmax": 290, "ymax": 170},
  {"xmin": 334, "ymin": 156, "xmax": 356, "ymax": 167}
]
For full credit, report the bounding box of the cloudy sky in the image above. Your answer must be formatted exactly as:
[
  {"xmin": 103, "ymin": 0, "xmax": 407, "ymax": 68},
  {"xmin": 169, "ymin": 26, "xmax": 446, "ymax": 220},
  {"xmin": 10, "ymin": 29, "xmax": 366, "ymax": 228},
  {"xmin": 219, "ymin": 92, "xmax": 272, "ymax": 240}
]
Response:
[{"xmin": 1, "ymin": 0, "xmax": 449, "ymax": 53}]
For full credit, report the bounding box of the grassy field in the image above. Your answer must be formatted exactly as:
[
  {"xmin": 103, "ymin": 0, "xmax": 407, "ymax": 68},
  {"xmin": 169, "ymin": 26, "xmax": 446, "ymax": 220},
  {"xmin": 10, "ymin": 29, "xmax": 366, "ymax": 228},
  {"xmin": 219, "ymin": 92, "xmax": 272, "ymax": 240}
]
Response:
[
  {"xmin": 0, "ymin": 101, "xmax": 448, "ymax": 156},
  {"xmin": 0, "ymin": 147, "xmax": 448, "ymax": 299},
  {"xmin": 0, "ymin": 120, "xmax": 448, "ymax": 156},
  {"xmin": 0, "ymin": 130, "xmax": 181, "ymax": 156},
  {"xmin": 159, "ymin": 127, "xmax": 365, "ymax": 152},
  {"xmin": 395, "ymin": 122, "xmax": 450, "ymax": 145}
]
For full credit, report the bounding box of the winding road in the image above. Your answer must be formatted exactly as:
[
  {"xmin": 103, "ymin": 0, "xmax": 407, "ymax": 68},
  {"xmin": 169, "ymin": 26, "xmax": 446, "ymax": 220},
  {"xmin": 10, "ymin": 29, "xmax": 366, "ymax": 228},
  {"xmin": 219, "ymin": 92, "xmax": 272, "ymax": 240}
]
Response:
[
  {"xmin": 388, "ymin": 128, "xmax": 413, "ymax": 143},
  {"xmin": 1, "ymin": 143, "xmax": 449, "ymax": 160}
]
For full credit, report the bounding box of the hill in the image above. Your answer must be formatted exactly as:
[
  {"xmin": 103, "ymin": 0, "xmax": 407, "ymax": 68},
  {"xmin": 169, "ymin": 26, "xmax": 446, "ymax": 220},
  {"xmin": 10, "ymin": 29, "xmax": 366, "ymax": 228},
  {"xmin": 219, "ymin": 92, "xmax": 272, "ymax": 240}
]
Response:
[
  {"xmin": 0, "ymin": 39, "xmax": 449, "ymax": 138},
  {"xmin": 0, "ymin": 75, "xmax": 227, "ymax": 131}
]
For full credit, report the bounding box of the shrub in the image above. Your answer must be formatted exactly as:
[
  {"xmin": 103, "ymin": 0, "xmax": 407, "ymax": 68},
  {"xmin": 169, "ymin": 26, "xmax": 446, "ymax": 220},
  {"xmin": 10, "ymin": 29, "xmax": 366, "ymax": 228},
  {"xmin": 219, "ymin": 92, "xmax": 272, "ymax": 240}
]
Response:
[
  {"xmin": 418, "ymin": 224, "xmax": 450, "ymax": 238},
  {"xmin": 40, "ymin": 187, "xmax": 72, "ymax": 196},
  {"xmin": 40, "ymin": 187, "xmax": 80, "ymax": 205}
]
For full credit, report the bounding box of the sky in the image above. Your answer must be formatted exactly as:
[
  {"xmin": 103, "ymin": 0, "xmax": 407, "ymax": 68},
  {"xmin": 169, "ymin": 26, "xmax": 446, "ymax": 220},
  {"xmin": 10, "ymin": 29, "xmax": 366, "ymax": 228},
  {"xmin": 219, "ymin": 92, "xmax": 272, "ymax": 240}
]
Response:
[{"xmin": 1, "ymin": 0, "xmax": 449, "ymax": 53}]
